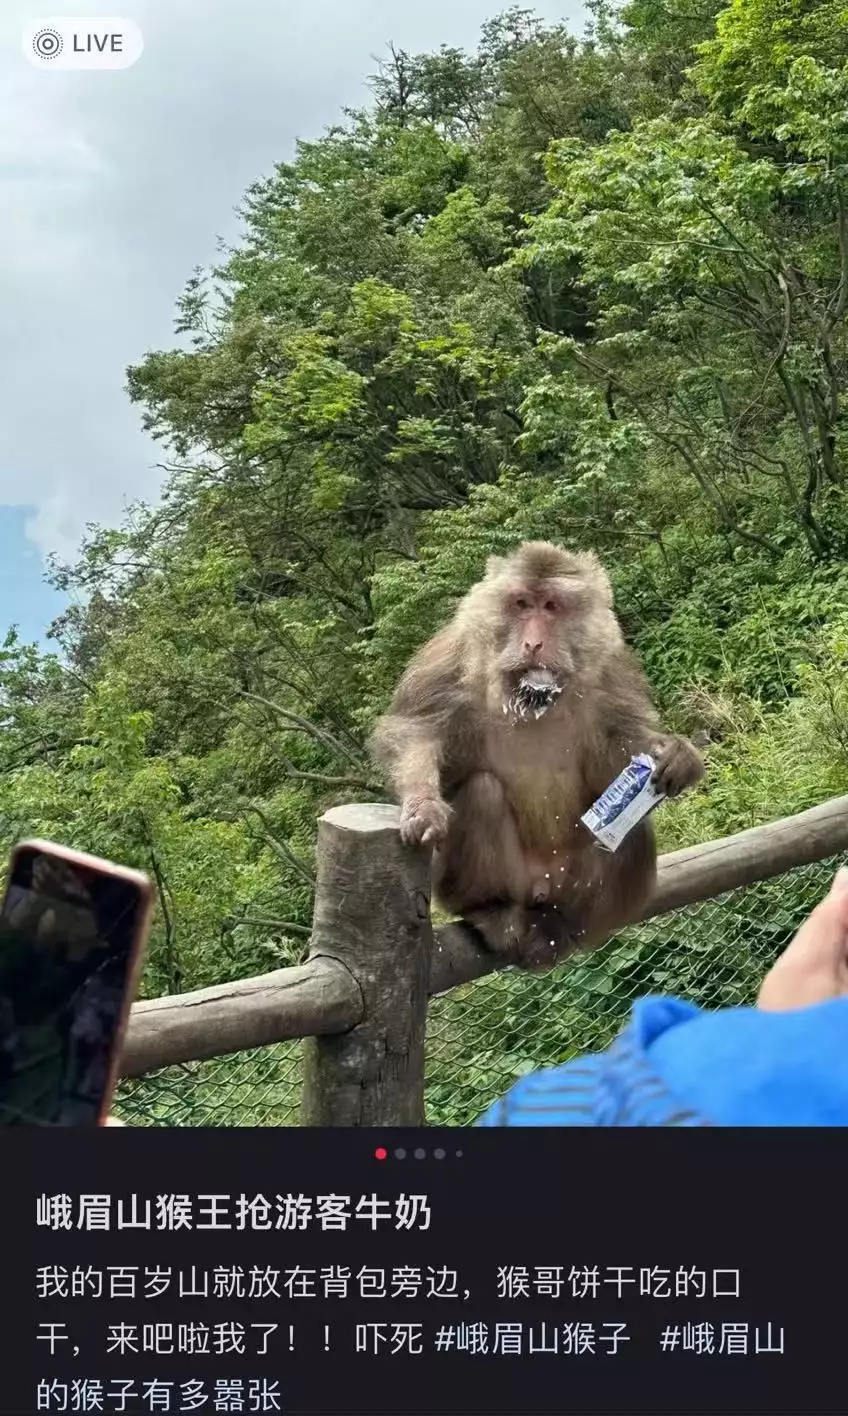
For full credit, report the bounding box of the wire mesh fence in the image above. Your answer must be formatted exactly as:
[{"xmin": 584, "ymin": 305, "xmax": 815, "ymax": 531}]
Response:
[{"xmin": 114, "ymin": 854, "xmax": 841, "ymax": 1127}]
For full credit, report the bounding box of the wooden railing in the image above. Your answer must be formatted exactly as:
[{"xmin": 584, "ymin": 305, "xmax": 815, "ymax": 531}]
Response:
[{"xmin": 119, "ymin": 795, "xmax": 848, "ymax": 1124}]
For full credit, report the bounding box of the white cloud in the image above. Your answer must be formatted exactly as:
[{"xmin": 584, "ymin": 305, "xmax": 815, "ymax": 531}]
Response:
[
  {"xmin": 0, "ymin": 91, "xmax": 103, "ymax": 291},
  {"xmin": 0, "ymin": 0, "xmax": 586, "ymax": 565}
]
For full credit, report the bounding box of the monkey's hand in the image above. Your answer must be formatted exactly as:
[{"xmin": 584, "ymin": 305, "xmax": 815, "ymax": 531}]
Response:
[
  {"xmin": 651, "ymin": 735, "xmax": 705, "ymax": 798},
  {"xmin": 399, "ymin": 794, "xmax": 452, "ymax": 848}
]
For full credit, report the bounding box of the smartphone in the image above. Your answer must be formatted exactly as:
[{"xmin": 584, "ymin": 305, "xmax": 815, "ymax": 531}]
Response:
[{"xmin": 0, "ymin": 839, "xmax": 154, "ymax": 1126}]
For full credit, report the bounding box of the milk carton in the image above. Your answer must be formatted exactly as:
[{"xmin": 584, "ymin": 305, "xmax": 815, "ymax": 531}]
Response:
[{"xmin": 580, "ymin": 754, "xmax": 665, "ymax": 852}]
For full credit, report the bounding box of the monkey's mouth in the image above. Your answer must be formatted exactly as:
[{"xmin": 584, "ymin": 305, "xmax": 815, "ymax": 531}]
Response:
[{"xmin": 504, "ymin": 668, "xmax": 563, "ymax": 721}]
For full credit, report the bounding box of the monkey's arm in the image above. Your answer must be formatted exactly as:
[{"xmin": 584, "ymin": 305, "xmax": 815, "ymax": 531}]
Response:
[
  {"xmin": 601, "ymin": 653, "xmax": 705, "ymax": 799},
  {"xmin": 389, "ymin": 731, "xmax": 453, "ymax": 846},
  {"xmin": 368, "ymin": 630, "xmax": 464, "ymax": 847}
]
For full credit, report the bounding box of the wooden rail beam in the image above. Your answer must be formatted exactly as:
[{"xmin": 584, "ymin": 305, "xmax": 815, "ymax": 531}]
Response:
[
  {"xmin": 121, "ymin": 956, "xmax": 361, "ymax": 1079},
  {"xmin": 648, "ymin": 793, "xmax": 848, "ymax": 915},
  {"xmin": 428, "ymin": 794, "xmax": 848, "ymax": 993},
  {"xmin": 120, "ymin": 794, "xmax": 848, "ymax": 1072}
]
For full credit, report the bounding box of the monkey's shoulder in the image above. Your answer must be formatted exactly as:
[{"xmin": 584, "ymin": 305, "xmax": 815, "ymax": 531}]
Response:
[
  {"xmin": 596, "ymin": 643, "xmax": 655, "ymax": 700},
  {"xmin": 387, "ymin": 631, "xmax": 481, "ymax": 719}
]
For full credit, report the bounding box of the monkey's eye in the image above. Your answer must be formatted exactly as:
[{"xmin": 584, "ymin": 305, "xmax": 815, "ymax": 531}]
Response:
[
  {"xmin": 515, "ymin": 597, "xmax": 531, "ymax": 611},
  {"xmin": 544, "ymin": 599, "xmax": 559, "ymax": 614}
]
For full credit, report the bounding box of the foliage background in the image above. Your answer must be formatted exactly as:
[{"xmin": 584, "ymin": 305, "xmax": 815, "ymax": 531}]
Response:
[{"xmin": 5, "ymin": 1, "xmax": 848, "ymax": 1122}]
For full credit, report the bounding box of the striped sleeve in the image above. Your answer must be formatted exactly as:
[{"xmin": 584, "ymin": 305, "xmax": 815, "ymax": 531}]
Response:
[
  {"xmin": 474, "ymin": 1021, "xmax": 710, "ymax": 1127},
  {"xmin": 475, "ymin": 1055, "xmax": 604, "ymax": 1126}
]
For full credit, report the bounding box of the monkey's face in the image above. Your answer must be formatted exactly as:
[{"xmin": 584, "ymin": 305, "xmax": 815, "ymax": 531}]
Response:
[
  {"xmin": 495, "ymin": 580, "xmax": 581, "ymax": 687},
  {"xmin": 461, "ymin": 543, "xmax": 621, "ymax": 717},
  {"xmin": 492, "ymin": 567, "xmax": 618, "ymax": 712}
]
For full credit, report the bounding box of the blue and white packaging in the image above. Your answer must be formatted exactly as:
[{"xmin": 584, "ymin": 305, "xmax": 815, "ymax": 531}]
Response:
[{"xmin": 581, "ymin": 753, "xmax": 665, "ymax": 852}]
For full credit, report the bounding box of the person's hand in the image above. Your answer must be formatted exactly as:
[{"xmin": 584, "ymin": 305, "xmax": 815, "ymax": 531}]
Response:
[
  {"xmin": 103, "ymin": 1116, "xmax": 124, "ymax": 1126},
  {"xmin": 758, "ymin": 867, "xmax": 848, "ymax": 1012}
]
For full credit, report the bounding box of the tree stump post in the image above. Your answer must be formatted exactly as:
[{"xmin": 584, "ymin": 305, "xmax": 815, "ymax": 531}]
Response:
[{"xmin": 300, "ymin": 803, "xmax": 432, "ymax": 1126}]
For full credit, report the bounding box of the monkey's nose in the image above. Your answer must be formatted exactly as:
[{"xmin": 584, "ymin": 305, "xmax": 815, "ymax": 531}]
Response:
[{"xmin": 524, "ymin": 640, "xmax": 544, "ymax": 656}]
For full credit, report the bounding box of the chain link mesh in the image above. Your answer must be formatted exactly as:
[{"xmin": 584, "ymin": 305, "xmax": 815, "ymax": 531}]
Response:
[{"xmin": 114, "ymin": 856, "xmax": 840, "ymax": 1127}]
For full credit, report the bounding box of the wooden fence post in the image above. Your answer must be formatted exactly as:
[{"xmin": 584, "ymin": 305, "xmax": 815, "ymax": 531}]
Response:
[{"xmin": 300, "ymin": 803, "xmax": 432, "ymax": 1126}]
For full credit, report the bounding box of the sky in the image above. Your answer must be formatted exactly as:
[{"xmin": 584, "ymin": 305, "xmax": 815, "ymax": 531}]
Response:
[{"xmin": 0, "ymin": 0, "xmax": 586, "ymax": 648}]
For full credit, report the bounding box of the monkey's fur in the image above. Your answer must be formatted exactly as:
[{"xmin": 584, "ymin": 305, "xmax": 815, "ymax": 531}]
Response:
[{"xmin": 369, "ymin": 542, "xmax": 705, "ymax": 971}]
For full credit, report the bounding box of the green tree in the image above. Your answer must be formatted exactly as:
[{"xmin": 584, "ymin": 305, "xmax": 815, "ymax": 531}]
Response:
[{"xmin": 5, "ymin": 3, "xmax": 848, "ymax": 1024}]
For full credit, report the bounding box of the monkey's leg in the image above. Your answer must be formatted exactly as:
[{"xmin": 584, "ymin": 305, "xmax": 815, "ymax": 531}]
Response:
[
  {"xmin": 501, "ymin": 903, "xmax": 582, "ymax": 972},
  {"xmin": 434, "ymin": 773, "xmax": 576, "ymax": 966},
  {"xmin": 434, "ymin": 772, "xmax": 536, "ymax": 959},
  {"xmin": 435, "ymin": 773, "xmax": 526, "ymax": 909},
  {"xmin": 498, "ymin": 826, "xmax": 660, "ymax": 974},
  {"xmin": 543, "ymin": 827, "xmax": 658, "ymax": 965}
]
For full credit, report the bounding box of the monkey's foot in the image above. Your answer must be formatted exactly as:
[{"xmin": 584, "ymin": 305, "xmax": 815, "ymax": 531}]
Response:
[
  {"xmin": 515, "ymin": 905, "xmax": 583, "ymax": 973},
  {"xmin": 463, "ymin": 904, "xmax": 527, "ymax": 959},
  {"xmin": 464, "ymin": 903, "xmax": 581, "ymax": 972}
]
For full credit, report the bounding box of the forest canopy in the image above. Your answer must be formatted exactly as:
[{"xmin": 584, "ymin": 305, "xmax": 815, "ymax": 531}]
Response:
[{"xmin": 5, "ymin": 0, "xmax": 848, "ymax": 1000}]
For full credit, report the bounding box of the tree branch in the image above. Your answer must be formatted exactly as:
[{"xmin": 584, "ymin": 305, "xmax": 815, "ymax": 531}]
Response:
[
  {"xmin": 235, "ymin": 689, "xmax": 364, "ymax": 768},
  {"xmin": 242, "ymin": 803, "xmax": 316, "ymax": 886},
  {"xmin": 277, "ymin": 759, "xmax": 383, "ymax": 793},
  {"xmin": 826, "ymin": 198, "xmax": 848, "ymax": 330},
  {"xmin": 224, "ymin": 914, "xmax": 312, "ymax": 938}
]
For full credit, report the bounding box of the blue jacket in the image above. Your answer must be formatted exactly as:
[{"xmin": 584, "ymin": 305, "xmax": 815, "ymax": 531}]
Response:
[{"xmin": 475, "ymin": 995, "xmax": 848, "ymax": 1126}]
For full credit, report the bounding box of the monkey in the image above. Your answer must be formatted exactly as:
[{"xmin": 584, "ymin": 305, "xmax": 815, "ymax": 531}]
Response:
[{"xmin": 369, "ymin": 540, "xmax": 705, "ymax": 971}]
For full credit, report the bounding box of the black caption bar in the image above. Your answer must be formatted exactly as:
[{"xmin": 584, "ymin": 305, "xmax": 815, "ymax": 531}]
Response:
[{"xmin": 1, "ymin": 1129, "xmax": 844, "ymax": 1416}]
